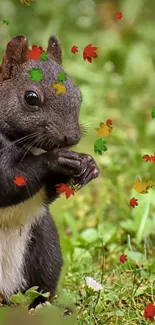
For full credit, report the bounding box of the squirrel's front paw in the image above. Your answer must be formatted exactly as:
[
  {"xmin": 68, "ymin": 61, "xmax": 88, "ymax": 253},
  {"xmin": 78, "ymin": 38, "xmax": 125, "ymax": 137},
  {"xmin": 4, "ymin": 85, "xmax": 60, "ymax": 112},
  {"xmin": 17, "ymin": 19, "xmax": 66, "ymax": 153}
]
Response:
[
  {"xmin": 46, "ymin": 148, "xmax": 84, "ymax": 177},
  {"xmin": 73, "ymin": 153, "xmax": 99, "ymax": 189},
  {"xmin": 46, "ymin": 149, "xmax": 99, "ymax": 188}
]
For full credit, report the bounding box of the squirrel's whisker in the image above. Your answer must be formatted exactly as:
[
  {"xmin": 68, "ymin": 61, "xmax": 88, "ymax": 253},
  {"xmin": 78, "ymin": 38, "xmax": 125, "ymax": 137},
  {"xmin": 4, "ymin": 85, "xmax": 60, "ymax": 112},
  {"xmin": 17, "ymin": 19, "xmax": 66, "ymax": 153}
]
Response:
[
  {"xmin": 0, "ymin": 132, "xmax": 40, "ymax": 155},
  {"xmin": 17, "ymin": 134, "xmax": 46, "ymax": 167}
]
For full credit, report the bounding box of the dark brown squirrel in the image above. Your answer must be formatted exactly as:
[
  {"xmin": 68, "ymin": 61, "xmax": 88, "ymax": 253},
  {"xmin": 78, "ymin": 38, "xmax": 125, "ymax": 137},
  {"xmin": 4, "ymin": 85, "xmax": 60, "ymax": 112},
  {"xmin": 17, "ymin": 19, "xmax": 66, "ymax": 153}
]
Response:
[{"xmin": 0, "ymin": 35, "xmax": 99, "ymax": 309}]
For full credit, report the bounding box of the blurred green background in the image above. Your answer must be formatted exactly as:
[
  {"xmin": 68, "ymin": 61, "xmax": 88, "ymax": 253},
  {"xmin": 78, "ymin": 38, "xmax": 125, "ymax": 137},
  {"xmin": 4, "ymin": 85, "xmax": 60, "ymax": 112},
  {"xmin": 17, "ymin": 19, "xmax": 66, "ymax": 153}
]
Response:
[{"xmin": 1, "ymin": 0, "xmax": 155, "ymax": 324}]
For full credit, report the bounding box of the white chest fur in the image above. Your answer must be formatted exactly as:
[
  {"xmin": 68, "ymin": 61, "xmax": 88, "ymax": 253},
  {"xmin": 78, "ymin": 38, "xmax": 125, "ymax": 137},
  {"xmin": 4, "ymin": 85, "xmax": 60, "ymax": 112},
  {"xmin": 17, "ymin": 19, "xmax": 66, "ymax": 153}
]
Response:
[
  {"xmin": 0, "ymin": 226, "xmax": 30, "ymax": 301},
  {"xmin": 0, "ymin": 187, "xmax": 47, "ymax": 301}
]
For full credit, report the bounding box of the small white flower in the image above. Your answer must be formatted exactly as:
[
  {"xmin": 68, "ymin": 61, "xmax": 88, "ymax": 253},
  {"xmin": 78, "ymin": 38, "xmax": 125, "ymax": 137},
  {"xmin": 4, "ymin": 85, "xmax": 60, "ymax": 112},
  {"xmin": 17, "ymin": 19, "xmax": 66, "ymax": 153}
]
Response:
[{"xmin": 85, "ymin": 277, "xmax": 103, "ymax": 291}]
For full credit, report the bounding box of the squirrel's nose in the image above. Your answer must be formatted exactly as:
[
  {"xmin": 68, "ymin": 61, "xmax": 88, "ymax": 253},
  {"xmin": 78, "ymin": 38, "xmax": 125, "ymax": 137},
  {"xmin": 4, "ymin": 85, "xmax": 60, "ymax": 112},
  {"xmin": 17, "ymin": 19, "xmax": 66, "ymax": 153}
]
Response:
[{"xmin": 63, "ymin": 134, "xmax": 80, "ymax": 146}]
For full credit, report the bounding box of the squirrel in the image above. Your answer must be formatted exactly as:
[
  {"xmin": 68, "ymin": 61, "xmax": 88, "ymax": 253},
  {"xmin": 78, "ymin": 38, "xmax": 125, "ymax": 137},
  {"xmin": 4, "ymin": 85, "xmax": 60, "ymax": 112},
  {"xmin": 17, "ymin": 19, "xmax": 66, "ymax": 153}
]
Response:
[{"xmin": 0, "ymin": 35, "xmax": 99, "ymax": 309}]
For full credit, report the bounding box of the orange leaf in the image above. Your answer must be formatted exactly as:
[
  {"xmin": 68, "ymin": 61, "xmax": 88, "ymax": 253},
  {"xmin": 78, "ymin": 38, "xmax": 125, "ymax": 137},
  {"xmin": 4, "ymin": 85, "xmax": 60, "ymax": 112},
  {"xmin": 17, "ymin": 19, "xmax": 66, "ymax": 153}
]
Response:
[
  {"xmin": 144, "ymin": 302, "xmax": 155, "ymax": 322},
  {"xmin": 120, "ymin": 254, "xmax": 127, "ymax": 263},
  {"xmin": 71, "ymin": 45, "xmax": 78, "ymax": 54},
  {"xmin": 151, "ymin": 153, "xmax": 155, "ymax": 164},
  {"xmin": 13, "ymin": 175, "xmax": 27, "ymax": 186},
  {"xmin": 130, "ymin": 197, "xmax": 138, "ymax": 208},
  {"xmin": 27, "ymin": 45, "xmax": 44, "ymax": 60},
  {"xmin": 106, "ymin": 119, "xmax": 112, "ymax": 126},
  {"xmin": 143, "ymin": 154, "xmax": 152, "ymax": 162},
  {"xmin": 55, "ymin": 183, "xmax": 75, "ymax": 199},
  {"xmin": 83, "ymin": 44, "xmax": 98, "ymax": 63}
]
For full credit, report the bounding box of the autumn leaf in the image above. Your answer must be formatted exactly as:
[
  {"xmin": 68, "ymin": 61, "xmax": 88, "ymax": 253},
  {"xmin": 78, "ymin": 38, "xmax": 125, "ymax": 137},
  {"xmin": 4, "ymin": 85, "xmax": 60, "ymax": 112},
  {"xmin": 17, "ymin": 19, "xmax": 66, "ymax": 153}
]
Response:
[
  {"xmin": 71, "ymin": 45, "xmax": 78, "ymax": 54},
  {"xmin": 95, "ymin": 122, "xmax": 113, "ymax": 137},
  {"xmin": 28, "ymin": 69, "xmax": 43, "ymax": 83},
  {"xmin": 115, "ymin": 12, "xmax": 123, "ymax": 19},
  {"xmin": 143, "ymin": 154, "xmax": 152, "ymax": 162},
  {"xmin": 151, "ymin": 153, "xmax": 155, "ymax": 164},
  {"xmin": 106, "ymin": 119, "xmax": 112, "ymax": 126},
  {"xmin": 50, "ymin": 82, "xmax": 66, "ymax": 95},
  {"xmin": 27, "ymin": 45, "xmax": 44, "ymax": 60},
  {"xmin": 83, "ymin": 44, "xmax": 98, "ymax": 63},
  {"xmin": 20, "ymin": 0, "xmax": 31, "ymax": 6},
  {"xmin": 55, "ymin": 183, "xmax": 75, "ymax": 199},
  {"xmin": 130, "ymin": 197, "xmax": 138, "ymax": 208},
  {"xmin": 132, "ymin": 178, "xmax": 148, "ymax": 194},
  {"xmin": 147, "ymin": 180, "xmax": 155, "ymax": 188},
  {"xmin": 94, "ymin": 138, "xmax": 107, "ymax": 155},
  {"xmin": 151, "ymin": 106, "xmax": 155, "ymax": 119},
  {"xmin": 144, "ymin": 302, "xmax": 155, "ymax": 322},
  {"xmin": 57, "ymin": 72, "xmax": 67, "ymax": 83},
  {"xmin": 13, "ymin": 176, "xmax": 27, "ymax": 186},
  {"xmin": 120, "ymin": 254, "xmax": 127, "ymax": 263},
  {"xmin": 40, "ymin": 52, "xmax": 48, "ymax": 61},
  {"xmin": 2, "ymin": 19, "xmax": 10, "ymax": 25}
]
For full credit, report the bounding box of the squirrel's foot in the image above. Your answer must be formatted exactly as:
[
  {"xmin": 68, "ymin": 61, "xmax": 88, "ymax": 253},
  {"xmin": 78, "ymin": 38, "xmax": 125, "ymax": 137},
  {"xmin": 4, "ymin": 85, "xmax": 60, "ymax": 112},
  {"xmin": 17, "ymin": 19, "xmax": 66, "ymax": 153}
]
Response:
[
  {"xmin": 73, "ymin": 153, "xmax": 99, "ymax": 189},
  {"xmin": 29, "ymin": 301, "xmax": 51, "ymax": 314}
]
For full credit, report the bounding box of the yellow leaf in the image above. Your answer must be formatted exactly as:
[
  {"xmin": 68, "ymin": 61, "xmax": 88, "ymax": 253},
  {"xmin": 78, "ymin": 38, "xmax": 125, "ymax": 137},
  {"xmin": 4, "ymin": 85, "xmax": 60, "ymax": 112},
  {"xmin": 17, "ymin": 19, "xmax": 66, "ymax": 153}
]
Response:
[
  {"xmin": 133, "ymin": 178, "xmax": 148, "ymax": 194},
  {"xmin": 20, "ymin": 0, "xmax": 31, "ymax": 5},
  {"xmin": 50, "ymin": 82, "xmax": 66, "ymax": 95},
  {"xmin": 95, "ymin": 123, "xmax": 112, "ymax": 137}
]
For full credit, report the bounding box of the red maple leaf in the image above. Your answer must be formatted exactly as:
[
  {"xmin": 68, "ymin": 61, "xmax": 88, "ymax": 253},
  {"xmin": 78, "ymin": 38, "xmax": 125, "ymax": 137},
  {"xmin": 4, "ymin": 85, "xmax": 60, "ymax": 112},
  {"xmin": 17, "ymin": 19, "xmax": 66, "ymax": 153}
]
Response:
[
  {"xmin": 130, "ymin": 197, "xmax": 138, "ymax": 208},
  {"xmin": 151, "ymin": 153, "xmax": 155, "ymax": 164},
  {"xmin": 144, "ymin": 302, "xmax": 155, "ymax": 322},
  {"xmin": 83, "ymin": 44, "xmax": 98, "ymax": 63},
  {"xmin": 13, "ymin": 175, "xmax": 27, "ymax": 186},
  {"xmin": 106, "ymin": 119, "xmax": 112, "ymax": 126},
  {"xmin": 143, "ymin": 154, "xmax": 152, "ymax": 162},
  {"xmin": 27, "ymin": 45, "xmax": 44, "ymax": 60},
  {"xmin": 115, "ymin": 12, "xmax": 123, "ymax": 19},
  {"xmin": 55, "ymin": 183, "xmax": 75, "ymax": 199},
  {"xmin": 120, "ymin": 254, "xmax": 127, "ymax": 263},
  {"xmin": 71, "ymin": 45, "xmax": 78, "ymax": 54}
]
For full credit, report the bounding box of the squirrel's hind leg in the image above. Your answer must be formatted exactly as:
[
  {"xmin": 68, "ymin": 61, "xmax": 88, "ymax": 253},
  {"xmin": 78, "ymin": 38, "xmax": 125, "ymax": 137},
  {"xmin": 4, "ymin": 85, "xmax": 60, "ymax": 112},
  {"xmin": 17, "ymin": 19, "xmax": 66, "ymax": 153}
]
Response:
[{"xmin": 23, "ymin": 210, "xmax": 63, "ymax": 310}]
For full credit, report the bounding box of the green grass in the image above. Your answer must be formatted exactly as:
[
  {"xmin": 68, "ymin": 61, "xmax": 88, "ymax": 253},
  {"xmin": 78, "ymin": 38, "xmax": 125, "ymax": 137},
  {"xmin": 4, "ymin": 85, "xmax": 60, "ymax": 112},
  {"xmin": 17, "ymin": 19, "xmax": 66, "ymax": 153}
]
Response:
[{"xmin": 1, "ymin": 0, "xmax": 155, "ymax": 324}]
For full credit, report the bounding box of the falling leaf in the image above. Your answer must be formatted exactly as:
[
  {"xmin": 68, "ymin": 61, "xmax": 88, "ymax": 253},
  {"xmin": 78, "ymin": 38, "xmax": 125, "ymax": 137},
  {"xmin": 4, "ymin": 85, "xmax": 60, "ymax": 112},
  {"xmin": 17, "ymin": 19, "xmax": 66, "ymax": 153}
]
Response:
[
  {"xmin": 71, "ymin": 45, "xmax": 78, "ymax": 54},
  {"xmin": 144, "ymin": 302, "xmax": 155, "ymax": 322},
  {"xmin": 40, "ymin": 52, "xmax": 48, "ymax": 61},
  {"xmin": 106, "ymin": 119, "xmax": 112, "ymax": 126},
  {"xmin": 13, "ymin": 176, "xmax": 27, "ymax": 186},
  {"xmin": 120, "ymin": 254, "xmax": 127, "ymax": 263},
  {"xmin": 147, "ymin": 180, "xmax": 155, "ymax": 188},
  {"xmin": 115, "ymin": 12, "xmax": 123, "ymax": 19},
  {"xmin": 130, "ymin": 197, "xmax": 138, "ymax": 208},
  {"xmin": 132, "ymin": 178, "xmax": 148, "ymax": 194},
  {"xmin": 50, "ymin": 82, "xmax": 66, "ymax": 95},
  {"xmin": 85, "ymin": 277, "xmax": 103, "ymax": 291},
  {"xmin": 27, "ymin": 45, "xmax": 44, "ymax": 60},
  {"xmin": 151, "ymin": 153, "xmax": 155, "ymax": 164},
  {"xmin": 57, "ymin": 72, "xmax": 67, "ymax": 83},
  {"xmin": 151, "ymin": 107, "xmax": 155, "ymax": 119},
  {"xmin": 20, "ymin": 0, "xmax": 31, "ymax": 6},
  {"xmin": 2, "ymin": 19, "xmax": 10, "ymax": 25},
  {"xmin": 83, "ymin": 44, "xmax": 98, "ymax": 63},
  {"xmin": 55, "ymin": 183, "xmax": 75, "ymax": 199},
  {"xmin": 28, "ymin": 68, "xmax": 43, "ymax": 83},
  {"xmin": 95, "ymin": 122, "xmax": 113, "ymax": 137},
  {"xmin": 94, "ymin": 138, "xmax": 108, "ymax": 155},
  {"xmin": 143, "ymin": 154, "xmax": 152, "ymax": 162}
]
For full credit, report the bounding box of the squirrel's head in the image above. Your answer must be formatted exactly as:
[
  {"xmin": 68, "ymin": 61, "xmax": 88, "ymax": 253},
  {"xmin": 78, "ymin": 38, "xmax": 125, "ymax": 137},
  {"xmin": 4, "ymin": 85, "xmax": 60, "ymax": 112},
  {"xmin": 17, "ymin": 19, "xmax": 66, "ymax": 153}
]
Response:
[{"xmin": 0, "ymin": 35, "xmax": 82, "ymax": 152}]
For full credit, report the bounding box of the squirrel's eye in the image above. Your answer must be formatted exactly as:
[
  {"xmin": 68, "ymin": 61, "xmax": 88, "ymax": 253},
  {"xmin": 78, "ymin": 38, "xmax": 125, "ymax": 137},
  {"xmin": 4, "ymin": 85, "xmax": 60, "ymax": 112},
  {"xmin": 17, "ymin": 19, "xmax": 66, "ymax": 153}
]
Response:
[{"xmin": 24, "ymin": 91, "xmax": 40, "ymax": 106}]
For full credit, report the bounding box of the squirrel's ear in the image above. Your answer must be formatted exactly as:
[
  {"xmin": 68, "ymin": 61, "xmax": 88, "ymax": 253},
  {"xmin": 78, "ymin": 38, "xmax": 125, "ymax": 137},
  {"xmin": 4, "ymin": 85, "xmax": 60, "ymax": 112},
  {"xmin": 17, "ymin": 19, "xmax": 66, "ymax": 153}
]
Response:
[
  {"xmin": 0, "ymin": 36, "xmax": 28, "ymax": 81},
  {"xmin": 46, "ymin": 36, "xmax": 62, "ymax": 65}
]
